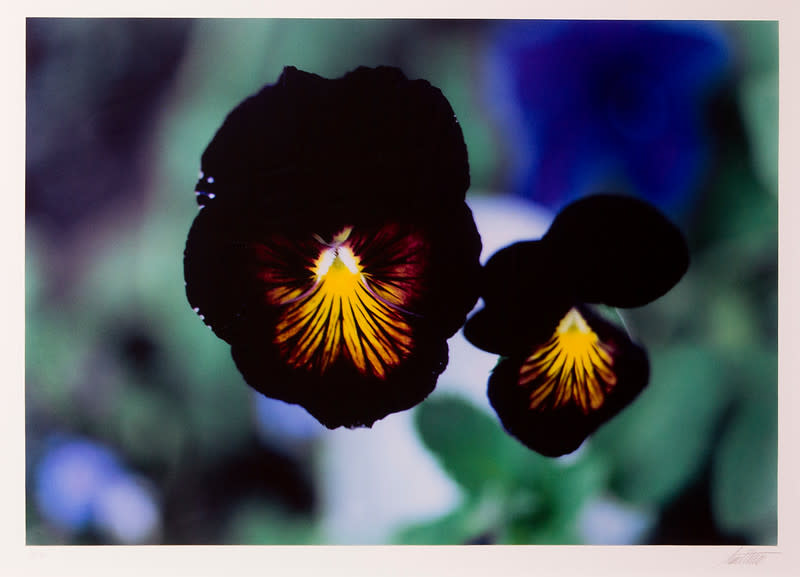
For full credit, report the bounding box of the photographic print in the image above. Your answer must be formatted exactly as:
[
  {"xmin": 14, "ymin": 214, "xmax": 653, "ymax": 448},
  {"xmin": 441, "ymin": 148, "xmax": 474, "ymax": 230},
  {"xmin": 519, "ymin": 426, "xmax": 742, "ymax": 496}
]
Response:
[{"xmin": 25, "ymin": 18, "xmax": 778, "ymax": 548}]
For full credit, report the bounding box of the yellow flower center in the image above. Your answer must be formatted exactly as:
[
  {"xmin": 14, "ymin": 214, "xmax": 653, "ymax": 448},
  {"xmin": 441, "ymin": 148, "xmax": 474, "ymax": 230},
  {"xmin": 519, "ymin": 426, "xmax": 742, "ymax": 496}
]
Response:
[
  {"xmin": 519, "ymin": 307, "xmax": 617, "ymax": 414},
  {"xmin": 270, "ymin": 226, "xmax": 416, "ymax": 378}
]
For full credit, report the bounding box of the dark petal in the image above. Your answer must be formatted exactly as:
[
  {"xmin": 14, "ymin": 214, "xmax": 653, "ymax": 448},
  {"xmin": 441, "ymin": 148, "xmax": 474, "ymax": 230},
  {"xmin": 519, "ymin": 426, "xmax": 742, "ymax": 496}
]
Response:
[
  {"xmin": 463, "ymin": 303, "xmax": 568, "ymax": 357},
  {"xmin": 479, "ymin": 240, "xmax": 575, "ymax": 306},
  {"xmin": 542, "ymin": 193, "xmax": 689, "ymax": 307},
  {"xmin": 184, "ymin": 198, "xmax": 480, "ymax": 428},
  {"xmin": 423, "ymin": 201, "xmax": 483, "ymax": 338},
  {"xmin": 183, "ymin": 196, "xmax": 321, "ymax": 345},
  {"xmin": 463, "ymin": 240, "xmax": 574, "ymax": 356},
  {"xmin": 231, "ymin": 328, "xmax": 448, "ymax": 429},
  {"xmin": 487, "ymin": 305, "xmax": 649, "ymax": 457},
  {"xmin": 184, "ymin": 202, "xmax": 258, "ymax": 344},
  {"xmin": 185, "ymin": 199, "xmax": 480, "ymax": 348},
  {"xmin": 196, "ymin": 66, "xmax": 470, "ymax": 215},
  {"xmin": 185, "ymin": 66, "xmax": 480, "ymax": 428}
]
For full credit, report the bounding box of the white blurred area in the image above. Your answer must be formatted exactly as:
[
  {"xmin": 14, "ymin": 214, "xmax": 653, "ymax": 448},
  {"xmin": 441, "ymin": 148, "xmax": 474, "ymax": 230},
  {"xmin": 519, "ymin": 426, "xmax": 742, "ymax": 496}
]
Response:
[
  {"xmin": 577, "ymin": 496, "xmax": 654, "ymax": 545},
  {"xmin": 435, "ymin": 194, "xmax": 553, "ymax": 406},
  {"xmin": 318, "ymin": 193, "xmax": 553, "ymax": 543}
]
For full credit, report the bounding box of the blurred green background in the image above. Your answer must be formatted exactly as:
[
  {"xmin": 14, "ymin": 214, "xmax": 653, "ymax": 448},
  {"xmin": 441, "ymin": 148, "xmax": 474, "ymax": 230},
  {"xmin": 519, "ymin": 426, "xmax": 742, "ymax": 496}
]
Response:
[{"xmin": 25, "ymin": 19, "xmax": 777, "ymax": 545}]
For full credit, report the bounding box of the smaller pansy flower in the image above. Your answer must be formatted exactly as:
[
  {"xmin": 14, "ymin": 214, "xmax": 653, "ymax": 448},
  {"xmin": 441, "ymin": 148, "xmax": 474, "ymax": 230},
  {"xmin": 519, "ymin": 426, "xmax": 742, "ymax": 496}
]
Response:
[
  {"xmin": 464, "ymin": 194, "xmax": 688, "ymax": 456},
  {"xmin": 184, "ymin": 66, "xmax": 482, "ymax": 429}
]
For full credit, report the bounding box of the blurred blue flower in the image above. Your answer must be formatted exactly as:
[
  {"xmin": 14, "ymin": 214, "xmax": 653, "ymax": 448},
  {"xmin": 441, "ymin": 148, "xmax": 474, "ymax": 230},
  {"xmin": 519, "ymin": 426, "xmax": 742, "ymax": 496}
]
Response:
[
  {"xmin": 33, "ymin": 435, "xmax": 161, "ymax": 543},
  {"xmin": 253, "ymin": 392, "xmax": 325, "ymax": 444},
  {"xmin": 486, "ymin": 20, "xmax": 731, "ymax": 214},
  {"xmin": 93, "ymin": 476, "xmax": 160, "ymax": 544},
  {"xmin": 34, "ymin": 436, "xmax": 124, "ymax": 532}
]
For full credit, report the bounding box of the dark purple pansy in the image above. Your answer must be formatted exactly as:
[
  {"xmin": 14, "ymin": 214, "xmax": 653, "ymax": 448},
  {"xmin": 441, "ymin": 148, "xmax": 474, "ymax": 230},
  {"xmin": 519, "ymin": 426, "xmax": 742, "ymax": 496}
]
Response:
[
  {"xmin": 464, "ymin": 194, "xmax": 688, "ymax": 456},
  {"xmin": 485, "ymin": 20, "xmax": 731, "ymax": 214},
  {"xmin": 184, "ymin": 66, "xmax": 482, "ymax": 429}
]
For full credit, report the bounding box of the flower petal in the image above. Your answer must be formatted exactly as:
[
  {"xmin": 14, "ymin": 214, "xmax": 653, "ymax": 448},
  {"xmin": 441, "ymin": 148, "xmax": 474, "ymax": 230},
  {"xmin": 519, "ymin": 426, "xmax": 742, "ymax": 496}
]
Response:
[
  {"xmin": 256, "ymin": 223, "xmax": 427, "ymax": 379},
  {"xmin": 194, "ymin": 66, "xmax": 470, "ymax": 214},
  {"xmin": 487, "ymin": 305, "xmax": 649, "ymax": 457},
  {"xmin": 542, "ymin": 193, "xmax": 689, "ymax": 307},
  {"xmin": 184, "ymin": 66, "xmax": 481, "ymax": 428},
  {"xmin": 463, "ymin": 240, "xmax": 574, "ymax": 356},
  {"xmin": 485, "ymin": 20, "xmax": 730, "ymax": 212},
  {"xmin": 185, "ymin": 205, "xmax": 479, "ymax": 428}
]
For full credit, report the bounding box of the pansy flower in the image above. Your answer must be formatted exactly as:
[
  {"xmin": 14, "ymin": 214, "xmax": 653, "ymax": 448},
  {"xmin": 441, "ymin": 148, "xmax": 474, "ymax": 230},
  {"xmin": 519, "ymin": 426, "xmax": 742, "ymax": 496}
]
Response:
[
  {"xmin": 184, "ymin": 66, "xmax": 482, "ymax": 429},
  {"xmin": 485, "ymin": 20, "xmax": 730, "ymax": 213},
  {"xmin": 464, "ymin": 194, "xmax": 688, "ymax": 456}
]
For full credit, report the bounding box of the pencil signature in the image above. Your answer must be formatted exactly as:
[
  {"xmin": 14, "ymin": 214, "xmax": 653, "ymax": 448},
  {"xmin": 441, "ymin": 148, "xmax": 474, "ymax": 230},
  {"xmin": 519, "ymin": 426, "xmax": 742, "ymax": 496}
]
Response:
[{"xmin": 727, "ymin": 546, "xmax": 780, "ymax": 565}]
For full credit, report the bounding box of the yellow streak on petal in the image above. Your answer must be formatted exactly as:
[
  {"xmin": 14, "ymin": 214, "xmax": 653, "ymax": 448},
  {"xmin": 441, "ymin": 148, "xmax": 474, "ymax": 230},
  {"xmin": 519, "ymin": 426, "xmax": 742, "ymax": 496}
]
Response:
[
  {"xmin": 519, "ymin": 308, "xmax": 617, "ymax": 414},
  {"xmin": 272, "ymin": 229, "xmax": 415, "ymax": 378}
]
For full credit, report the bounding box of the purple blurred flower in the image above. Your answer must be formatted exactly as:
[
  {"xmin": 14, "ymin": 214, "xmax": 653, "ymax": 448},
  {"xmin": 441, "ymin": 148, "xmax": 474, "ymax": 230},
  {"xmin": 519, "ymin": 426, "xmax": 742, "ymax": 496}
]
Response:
[
  {"xmin": 34, "ymin": 437, "xmax": 124, "ymax": 532},
  {"xmin": 93, "ymin": 476, "xmax": 160, "ymax": 543},
  {"xmin": 33, "ymin": 435, "xmax": 160, "ymax": 542},
  {"xmin": 486, "ymin": 20, "xmax": 731, "ymax": 214}
]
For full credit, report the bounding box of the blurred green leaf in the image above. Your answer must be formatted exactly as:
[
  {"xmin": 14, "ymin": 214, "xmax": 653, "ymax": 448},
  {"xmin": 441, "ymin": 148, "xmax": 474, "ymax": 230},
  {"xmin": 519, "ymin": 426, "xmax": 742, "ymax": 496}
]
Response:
[
  {"xmin": 503, "ymin": 455, "xmax": 607, "ymax": 544},
  {"xmin": 740, "ymin": 73, "xmax": 778, "ymax": 197},
  {"xmin": 591, "ymin": 345, "xmax": 729, "ymax": 507},
  {"xmin": 73, "ymin": 205, "xmax": 244, "ymax": 407},
  {"xmin": 711, "ymin": 369, "xmax": 777, "ymax": 542},
  {"xmin": 111, "ymin": 386, "xmax": 186, "ymax": 469},
  {"xmin": 414, "ymin": 395, "xmax": 609, "ymax": 543},
  {"xmin": 733, "ymin": 21, "xmax": 778, "ymax": 197},
  {"xmin": 414, "ymin": 395, "xmax": 535, "ymax": 496},
  {"xmin": 26, "ymin": 234, "xmax": 88, "ymax": 411},
  {"xmin": 183, "ymin": 373, "xmax": 252, "ymax": 460},
  {"xmin": 721, "ymin": 345, "xmax": 778, "ymax": 400},
  {"xmin": 394, "ymin": 496, "xmax": 502, "ymax": 545},
  {"xmin": 224, "ymin": 499, "xmax": 319, "ymax": 545},
  {"xmin": 505, "ymin": 510, "xmax": 578, "ymax": 544},
  {"xmin": 706, "ymin": 289, "xmax": 759, "ymax": 351},
  {"xmin": 702, "ymin": 161, "xmax": 776, "ymax": 249},
  {"xmin": 732, "ymin": 21, "xmax": 778, "ymax": 73},
  {"xmin": 545, "ymin": 455, "xmax": 608, "ymax": 525},
  {"xmin": 25, "ymin": 231, "xmax": 44, "ymax": 311},
  {"xmin": 68, "ymin": 207, "xmax": 251, "ymax": 463},
  {"xmin": 26, "ymin": 317, "xmax": 82, "ymax": 410}
]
